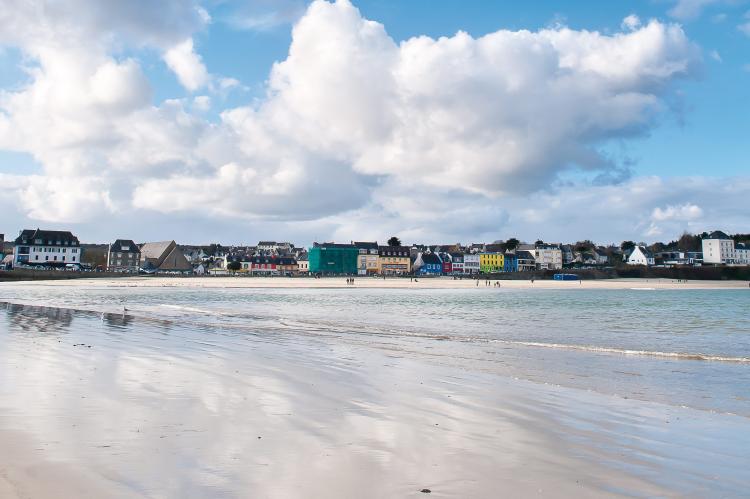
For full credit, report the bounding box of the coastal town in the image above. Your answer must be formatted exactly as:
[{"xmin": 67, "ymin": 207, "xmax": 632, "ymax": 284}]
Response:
[{"xmin": 1, "ymin": 228, "xmax": 748, "ymax": 276}]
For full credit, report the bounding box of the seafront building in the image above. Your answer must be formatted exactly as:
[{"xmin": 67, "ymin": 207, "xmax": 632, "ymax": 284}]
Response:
[
  {"xmin": 140, "ymin": 241, "xmax": 192, "ymax": 274},
  {"xmin": 627, "ymin": 246, "xmax": 655, "ymax": 266},
  {"xmin": 354, "ymin": 242, "xmax": 380, "ymax": 275},
  {"xmin": 702, "ymin": 231, "xmax": 737, "ymax": 265},
  {"xmin": 107, "ymin": 239, "xmax": 141, "ymax": 272},
  {"xmin": 13, "ymin": 229, "xmax": 82, "ymax": 267},
  {"xmin": 530, "ymin": 244, "xmax": 563, "ymax": 270},
  {"xmin": 479, "ymin": 252, "xmax": 504, "ymax": 273},
  {"xmin": 414, "ymin": 252, "xmax": 443, "ymax": 275},
  {"xmin": 378, "ymin": 246, "xmax": 411, "ymax": 275},
  {"xmin": 308, "ymin": 243, "xmax": 358, "ymax": 275}
]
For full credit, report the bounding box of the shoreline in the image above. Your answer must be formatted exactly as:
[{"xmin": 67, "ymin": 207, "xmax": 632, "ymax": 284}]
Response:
[{"xmin": 2, "ymin": 275, "xmax": 747, "ymax": 290}]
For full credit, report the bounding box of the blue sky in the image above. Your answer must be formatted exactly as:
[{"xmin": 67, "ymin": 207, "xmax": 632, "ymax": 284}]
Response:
[{"xmin": 0, "ymin": 0, "xmax": 748, "ymax": 245}]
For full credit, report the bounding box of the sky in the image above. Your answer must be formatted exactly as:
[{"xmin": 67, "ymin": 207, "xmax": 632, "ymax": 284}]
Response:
[{"xmin": 0, "ymin": 0, "xmax": 748, "ymax": 246}]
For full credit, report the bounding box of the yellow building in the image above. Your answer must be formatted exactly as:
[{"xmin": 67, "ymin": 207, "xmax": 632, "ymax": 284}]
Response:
[
  {"xmin": 377, "ymin": 246, "xmax": 411, "ymax": 275},
  {"xmin": 479, "ymin": 252, "xmax": 504, "ymax": 273}
]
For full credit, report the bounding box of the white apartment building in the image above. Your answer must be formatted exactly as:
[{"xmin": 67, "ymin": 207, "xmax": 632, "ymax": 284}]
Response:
[
  {"xmin": 533, "ymin": 244, "xmax": 563, "ymax": 270},
  {"xmin": 463, "ymin": 253, "xmax": 480, "ymax": 274},
  {"xmin": 702, "ymin": 231, "xmax": 737, "ymax": 264},
  {"xmin": 13, "ymin": 229, "xmax": 81, "ymax": 266}
]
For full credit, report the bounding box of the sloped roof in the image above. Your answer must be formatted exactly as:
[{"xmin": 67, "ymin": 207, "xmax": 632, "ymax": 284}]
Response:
[
  {"xmin": 420, "ymin": 252, "xmax": 442, "ymax": 265},
  {"xmin": 140, "ymin": 241, "xmax": 175, "ymax": 260},
  {"xmin": 378, "ymin": 246, "xmax": 410, "ymax": 256},
  {"xmin": 706, "ymin": 230, "xmax": 731, "ymax": 240},
  {"xmin": 110, "ymin": 239, "xmax": 139, "ymax": 253},
  {"xmin": 15, "ymin": 229, "xmax": 80, "ymax": 246},
  {"xmin": 353, "ymin": 241, "xmax": 378, "ymax": 250}
]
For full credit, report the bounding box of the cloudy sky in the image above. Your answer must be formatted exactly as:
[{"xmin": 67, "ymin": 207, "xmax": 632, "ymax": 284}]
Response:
[{"xmin": 0, "ymin": 0, "xmax": 748, "ymax": 246}]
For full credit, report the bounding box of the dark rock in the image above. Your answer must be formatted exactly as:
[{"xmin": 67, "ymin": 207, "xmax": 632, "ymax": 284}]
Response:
[{"xmin": 420, "ymin": 489, "xmax": 431, "ymax": 494}]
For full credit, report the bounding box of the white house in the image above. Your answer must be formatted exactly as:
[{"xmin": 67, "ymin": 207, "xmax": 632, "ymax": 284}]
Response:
[
  {"xmin": 702, "ymin": 231, "xmax": 737, "ymax": 265},
  {"xmin": 13, "ymin": 229, "xmax": 82, "ymax": 267},
  {"xmin": 627, "ymin": 246, "xmax": 655, "ymax": 266},
  {"xmin": 463, "ymin": 253, "xmax": 480, "ymax": 274}
]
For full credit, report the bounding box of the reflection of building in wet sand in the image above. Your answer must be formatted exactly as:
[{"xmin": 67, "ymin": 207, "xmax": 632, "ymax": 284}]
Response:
[{"xmin": 4, "ymin": 303, "xmax": 74, "ymax": 333}]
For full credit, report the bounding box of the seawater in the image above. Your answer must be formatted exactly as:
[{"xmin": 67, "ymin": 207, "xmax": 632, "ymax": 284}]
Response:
[{"xmin": 1, "ymin": 284, "xmax": 748, "ymax": 416}]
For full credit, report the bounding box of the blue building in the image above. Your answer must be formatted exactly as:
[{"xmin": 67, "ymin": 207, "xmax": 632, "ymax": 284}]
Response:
[
  {"xmin": 503, "ymin": 252, "xmax": 518, "ymax": 272},
  {"xmin": 414, "ymin": 252, "xmax": 442, "ymax": 275}
]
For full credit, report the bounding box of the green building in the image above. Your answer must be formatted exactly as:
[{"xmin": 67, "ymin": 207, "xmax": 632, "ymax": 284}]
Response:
[{"xmin": 308, "ymin": 243, "xmax": 358, "ymax": 275}]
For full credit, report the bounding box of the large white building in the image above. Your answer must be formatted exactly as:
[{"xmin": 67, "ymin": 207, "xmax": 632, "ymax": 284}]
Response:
[
  {"xmin": 702, "ymin": 231, "xmax": 738, "ymax": 265},
  {"xmin": 13, "ymin": 229, "xmax": 82, "ymax": 267},
  {"xmin": 463, "ymin": 253, "xmax": 480, "ymax": 274},
  {"xmin": 532, "ymin": 244, "xmax": 563, "ymax": 270}
]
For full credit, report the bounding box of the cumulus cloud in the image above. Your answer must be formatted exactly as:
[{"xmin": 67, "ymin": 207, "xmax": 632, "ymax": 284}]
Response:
[
  {"xmin": 0, "ymin": 0, "xmax": 730, "ymax": 243},
  {"xmin": 652, "ymin": 203, "xmax": 703, "ymax": 221},
  {"xmin": 164, "ymin": 38, "xmax": 210, "ymax": 91}
]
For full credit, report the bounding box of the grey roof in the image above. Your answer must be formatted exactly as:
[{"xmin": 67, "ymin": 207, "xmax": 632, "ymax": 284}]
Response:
[
  {"xmin": 15, "ymin": 229, "xmax": 80, "ymax": 246},
  {"xmin": 354, "ymin": 241, "xmax": 379, "ymax": 250},
  {"xmin": 140, "ymin": 241, "xmax": 175, "ymax": 260},
  {"xmin": 706, "ymin": 230, "xmax": 731, "ymax": 240},
  {"xmin": 420, "ymin": 252, "xmax": 442, "ymax": 265},
  {"xmin": 516, "ymin": 250, "xmax": 535, "ymax": 260},
  {"xmin": 378, "ymin": 245, "xmax": 410, "ymax": 256},
  {"xmin": 110, "ymin": 239, "xmax": 139, "ymax": 253}
]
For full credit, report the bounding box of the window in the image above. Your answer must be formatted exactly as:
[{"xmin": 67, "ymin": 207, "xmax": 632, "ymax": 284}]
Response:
[
  {"xmin": 72, "ymin": 257, "xmax": 76, "ymax": 262},
  {"xmin": 35, "ymin": 255, "xmax": 39, "ymax": 261}
]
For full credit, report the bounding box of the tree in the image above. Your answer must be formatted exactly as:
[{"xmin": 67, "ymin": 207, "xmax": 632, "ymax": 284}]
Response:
[
  {"xmin": 677, "ymin": 232, "xmax": 701, "ymax": 251},
  {"xmin": 387, "ymin": 236, "xmax": 401, "ymax": 247},
  {"xmin": 574, "ymin": 240, "xmax": 595, "ymax": 253},
  {"xmin": 620, "ymin": 240, "xmax": 636, "ymax": 252},
  {"xmin": 534, "ymin": 239, "xmax": 544, "ymax": 247},
  {"xmin": 227, "ymin": 260, "xmax": 241, "ymax": 272},
  {"xmin": 505, "ymin": 238, "xmax": 520, "ymax": 251}
]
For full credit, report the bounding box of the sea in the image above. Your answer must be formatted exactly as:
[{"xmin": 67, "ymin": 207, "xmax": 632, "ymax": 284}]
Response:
[{"xmin": 0, "ymin": 282, "xmax": 748, "ymax": 497}]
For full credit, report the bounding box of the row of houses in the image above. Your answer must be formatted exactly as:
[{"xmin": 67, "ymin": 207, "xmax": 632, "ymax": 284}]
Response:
[{"xmin": 4, "ymin": 229, "xmax": 749, "ymax": 275}]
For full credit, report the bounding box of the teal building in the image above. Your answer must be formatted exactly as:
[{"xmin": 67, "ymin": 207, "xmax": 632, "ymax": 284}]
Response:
[{"xmin": 308, "ymin": 243, "xmax": 358, "ymax": 275}]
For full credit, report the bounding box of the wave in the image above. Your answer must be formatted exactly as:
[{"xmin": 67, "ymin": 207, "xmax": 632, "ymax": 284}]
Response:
[{"xmin": 493, "ymin": 340, "xmax": 750, "ymax": 363}]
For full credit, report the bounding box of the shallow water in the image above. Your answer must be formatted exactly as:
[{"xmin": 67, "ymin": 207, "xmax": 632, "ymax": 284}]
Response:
[
  {"xmin": 0, "ymin": 284, "xmax": 749, "ymax": 497},
  {"xmin": 2, "ymin": 285, "xmax": 749, "ymax": 415}
]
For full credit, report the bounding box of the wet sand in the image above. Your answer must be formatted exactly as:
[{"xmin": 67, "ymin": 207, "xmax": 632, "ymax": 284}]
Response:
[
  {"xmin": 4, "ymin": 305, "xmax": 744, "ymax": 498},
  {"xmin": 8, "ymin": 275, "xmax": 749, "ymax": 290}
]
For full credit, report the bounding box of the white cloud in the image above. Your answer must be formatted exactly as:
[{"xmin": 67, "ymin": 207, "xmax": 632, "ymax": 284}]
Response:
[
  {"xmin": 651, "ymin": 203, "xmax": 703, "ymax": 221},
  {"xmin": 622, "ymin": 15, "xmax": 642, "ymax": 31},
  {"xmin": 163, "ymin": 38, "xmax": 210, "ymax": 91},
  {"xmin": 0, "ymin": 0, "xmax": 732, "ymax": 245}
]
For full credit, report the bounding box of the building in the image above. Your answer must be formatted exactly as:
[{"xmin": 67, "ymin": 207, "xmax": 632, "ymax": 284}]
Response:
[
  {"xmin": 439, "ymin": 253, "xmax": 453, "ymax": 274},
  {"xmin": 449, "ymin": 253, "xmax": 464, "ymax": 274},
  {"xmin": 257, "ymin": 241, "xmax": 294, "ymax": 255},
  {"xmin": 354, "ymin": 242, "xmax": 380, "ymax": 275},
  {"xmin": 702, "ymin": 231, "xmax": 737, "ymax": 265},
  {"xmin": 532, "ymin": 244, "xmax": 562, "ymax": 270},
  {"xmin": 516, "ymin": 250, "xmax": 536, "ymax": 272},
  {"xmin": 463, "ymin": 253, "xmax": 480, "ymax": 274},
  {"xmin": 13, "ymin": 229, "xmax": 82, "ymax": 267},
  {"xmin": 308, "ymin": 243, "xmax": 358, "ymax": 275},
  {"xmin": 627, "ymin": 246, "xmax": 655, "ymax": 266},
  {"xmin": 107, "ymin": 239, "xmax": 141, "ymax": 272},
  {"xmin": 735, "ymin": 243, "xmax": 750, "ymax": 265},
  {"xmin": 479, "ymin": 252, "xmax": 504, "ymax": 273},
  {"xmin": 503, "ymin": 253, "xmax": 518, "ymax": 272},
  {"xmin": 413, "ymin": 252, "xmax": 442, "ymax": 275},
  {"xmin": 378, "ymin": 246, "xmax": 411, "ymax": 275},
  {"xmin": 140, "ymin": 241, "xmax": 192, "ymax": 274},
  {"xmin": 297, "ymin": 252, "xmax": 309, "ymax": 273}
]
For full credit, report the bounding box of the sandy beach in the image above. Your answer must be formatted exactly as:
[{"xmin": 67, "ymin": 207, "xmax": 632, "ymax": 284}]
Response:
[
  {"xmin": 0, "ymin": 280, "xmax": 748, "ymax": 498},
  {"xmin": 7, "ymin": 275, "xmax": 749, "ymax": 290}
]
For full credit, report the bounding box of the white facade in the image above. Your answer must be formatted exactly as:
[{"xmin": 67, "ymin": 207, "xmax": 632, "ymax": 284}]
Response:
[
  {"xmin": 297, "ymin": 260, "xmax": 309, "ymax": 272},
  {"xmin": 627, "ymin": 246, "xmax": 655, "ymax": 266},
  {"xmin": 734, "ymin": 244, "xmax": 749, "ymax": 265},
  {"xmin": 702, "ymin": 237, "xmax": 736, "ymax": 264},
  {"xmin": 533, "ymin": 246, "xmax": 562, "ymax": 270},
  {"xmin": 463, "ymin": 253, "xmax": 480, "ymax": 274},
  {"xmin": 24, "ymin": 245, "xmax": 81, "ymax": 265}
]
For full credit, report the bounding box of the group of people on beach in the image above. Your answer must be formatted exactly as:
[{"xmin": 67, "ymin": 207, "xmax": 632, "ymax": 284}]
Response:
[
  {"xmin": 477, "ymin": 280, "xmax": 501, "ymax": 287},
  {"xmin": 346, "ymin": 278, "xmax": 355, "ymax": 285}
]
